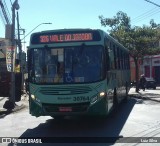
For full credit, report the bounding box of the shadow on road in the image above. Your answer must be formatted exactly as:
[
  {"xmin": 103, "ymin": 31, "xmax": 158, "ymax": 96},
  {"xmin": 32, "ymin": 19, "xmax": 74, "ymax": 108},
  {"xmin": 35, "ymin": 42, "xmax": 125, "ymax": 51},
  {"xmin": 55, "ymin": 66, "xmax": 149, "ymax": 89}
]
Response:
[
  {"xmin": 8, "ymin": 99, "xmax": 137, "ymax": 146},
  {"xmin": 129, "ymin": 93, "xmax": 160, "ymax": 103}
]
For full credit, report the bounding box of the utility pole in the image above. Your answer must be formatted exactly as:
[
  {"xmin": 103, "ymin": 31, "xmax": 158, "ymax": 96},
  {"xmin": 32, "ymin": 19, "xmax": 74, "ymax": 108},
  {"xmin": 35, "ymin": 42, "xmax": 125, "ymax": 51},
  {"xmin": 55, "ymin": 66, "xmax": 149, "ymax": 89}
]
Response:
[
  {"xmin": 6, "ymin": 0, "xmax": 20, "ymax": 109},
  {"xmin": 17, "ymin": 11, "xmax": 22, "ymax": 71}
]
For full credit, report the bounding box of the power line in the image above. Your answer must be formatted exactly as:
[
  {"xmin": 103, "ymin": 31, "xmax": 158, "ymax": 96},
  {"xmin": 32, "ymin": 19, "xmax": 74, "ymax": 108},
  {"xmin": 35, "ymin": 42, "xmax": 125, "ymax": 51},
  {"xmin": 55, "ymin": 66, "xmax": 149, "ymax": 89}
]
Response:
[
  {"xmin": 132, "ymin": 6, "xmax": 160, "ymax": 23},
  {"xmin": 0, "ymin": 0, "xmax": 12, "ymax": 24},
  {"xmin": 144, "ymin": 0, "xmax": 160, "ymax": 8},
  {"xmin": 0, "ymin": 11, "xmax": 5, "ymax": 26},
  {"xmin": 130, "ymin": 0, "xmax": 160, "ymax": 24},
  {"xmin": 132, "ymin": 7, "xmax": 158, "ymax": 21},
  {"xmin": 132, "ymin": 9, "xmax": 160, "ymax": 24},
  {"xmin": 4, "ymin": 0, "xmax": 12, "ymax": 23}
]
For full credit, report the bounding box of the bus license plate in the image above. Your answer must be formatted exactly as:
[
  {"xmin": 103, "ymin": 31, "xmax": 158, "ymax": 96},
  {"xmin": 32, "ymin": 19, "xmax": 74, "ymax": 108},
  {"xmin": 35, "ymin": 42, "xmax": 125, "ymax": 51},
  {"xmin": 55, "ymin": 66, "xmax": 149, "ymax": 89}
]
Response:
[{"xmin": 59, "ymin": 107, "xmax": 72, "ymax": 112}]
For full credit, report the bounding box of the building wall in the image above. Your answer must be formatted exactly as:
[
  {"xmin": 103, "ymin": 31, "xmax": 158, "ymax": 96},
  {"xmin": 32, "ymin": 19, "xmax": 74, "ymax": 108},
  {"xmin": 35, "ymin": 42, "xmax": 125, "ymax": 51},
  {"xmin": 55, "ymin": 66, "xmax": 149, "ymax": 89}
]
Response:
[
  {"xmin": 130, "ymin": 57, "xmax": 143, "ymax": 82},
  {"xmin": 142, "ymin": 55, "xmax": 160, "ymax": 84},
  {"xmin": 0, "ymin": 38, "xmax": 12, "ymax": 58}
]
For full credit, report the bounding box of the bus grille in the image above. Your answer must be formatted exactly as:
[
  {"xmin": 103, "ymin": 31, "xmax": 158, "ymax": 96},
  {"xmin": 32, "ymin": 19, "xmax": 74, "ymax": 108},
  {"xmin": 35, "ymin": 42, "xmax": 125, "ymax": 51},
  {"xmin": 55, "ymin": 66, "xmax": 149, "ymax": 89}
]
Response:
[
  {"xmin": 43, "ymin": 102, "xmax": 90, "ymax": 113},
  {"xmin": 39, "ymin": 86, "xmax": 92, "ymax": 95}
]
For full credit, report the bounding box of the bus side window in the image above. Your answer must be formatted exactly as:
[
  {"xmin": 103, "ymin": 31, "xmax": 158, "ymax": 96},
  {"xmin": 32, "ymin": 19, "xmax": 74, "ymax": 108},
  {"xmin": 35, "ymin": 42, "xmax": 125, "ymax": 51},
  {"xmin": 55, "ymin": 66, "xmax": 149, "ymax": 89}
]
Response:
[
  {"xmin": 113, "ymin": 45, "xmax": 117, "ymax": 69},
  {"xmin": 127, "ymin": 54, "xmax": 130, "ymax": 69},
  {"xmin": 120, "ymin": 50, "xmax": 124, "ymax": 69},
  {"xmin": 124, "ymin": 53, "xmax": 127, "ymax": 70},
  {"xmin": 109, "ymin": 42, "xmax": 115, "ymax": 70},
  {"xmin": 115, "ymin": 46, "xmax": 119, "ymax": 69},
  {"xmin": 117, "ymin": 47, "xmax": 120, "ymax": 70},
  {"xmin": 27, "ymin": 49, "xmax": 34, "ymax": 82},
  {"xmin": 104, "ymin": 38, "xmax": 110, "ymax": 71}
]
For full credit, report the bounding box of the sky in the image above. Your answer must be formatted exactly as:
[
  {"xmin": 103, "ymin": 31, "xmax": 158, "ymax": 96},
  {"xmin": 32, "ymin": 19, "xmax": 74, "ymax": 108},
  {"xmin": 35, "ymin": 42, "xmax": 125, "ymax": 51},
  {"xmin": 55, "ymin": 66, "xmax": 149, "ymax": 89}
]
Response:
[{"xmin": 1, "ymin": 0, "xmax": 160, "ymax": 51}]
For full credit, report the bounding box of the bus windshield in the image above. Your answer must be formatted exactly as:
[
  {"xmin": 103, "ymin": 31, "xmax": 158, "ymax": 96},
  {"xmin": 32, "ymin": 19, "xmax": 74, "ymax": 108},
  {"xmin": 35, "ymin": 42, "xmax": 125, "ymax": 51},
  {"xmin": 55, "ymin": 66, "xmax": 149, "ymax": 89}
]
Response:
[{"xmin": 29, "ymin": 45, "xmax": 104, "ymax": 84}]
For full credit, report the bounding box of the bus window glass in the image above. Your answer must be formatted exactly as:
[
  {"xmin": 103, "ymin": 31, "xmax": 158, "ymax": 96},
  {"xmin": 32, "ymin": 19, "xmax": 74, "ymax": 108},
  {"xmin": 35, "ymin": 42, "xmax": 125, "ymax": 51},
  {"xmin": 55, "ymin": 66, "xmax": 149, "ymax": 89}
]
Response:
[
  {"xmin": 117, "ymin": 47, "xmax": 120, "ymax": 69},
  {"xmin": 113, "ymin": 45, "xmax": 117, "ymax": 69},
  {"xmin": 29, "ymin": 45, "xmax": 104, "ymax": 84}
]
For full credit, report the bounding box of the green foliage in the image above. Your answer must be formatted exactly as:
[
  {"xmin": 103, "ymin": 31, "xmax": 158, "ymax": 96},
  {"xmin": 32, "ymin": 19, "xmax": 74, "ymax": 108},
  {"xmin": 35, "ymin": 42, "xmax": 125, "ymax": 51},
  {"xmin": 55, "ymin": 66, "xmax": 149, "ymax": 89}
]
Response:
[
  {"xmin": 99, "ymin": 11, "xmax": 160, "ymax": 92},
  {"xmin": 99, "ymin": 11, "xmax": 159, "ymax": 58}
]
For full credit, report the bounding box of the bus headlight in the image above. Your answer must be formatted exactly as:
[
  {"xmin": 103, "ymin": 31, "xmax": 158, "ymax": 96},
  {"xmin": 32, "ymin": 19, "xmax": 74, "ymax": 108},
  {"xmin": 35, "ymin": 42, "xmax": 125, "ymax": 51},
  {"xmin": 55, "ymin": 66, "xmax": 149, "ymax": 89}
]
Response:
[
  {"xmin": 90, "ymin": 92, "xmax": 106, "ymax": 105},
  {"xmin": 31, "ymin": 94, "xmax": 36, "ymax": 100},
  {"xmin": 99, "ymin": 92, "xmax": 105, "ymax": 97}
]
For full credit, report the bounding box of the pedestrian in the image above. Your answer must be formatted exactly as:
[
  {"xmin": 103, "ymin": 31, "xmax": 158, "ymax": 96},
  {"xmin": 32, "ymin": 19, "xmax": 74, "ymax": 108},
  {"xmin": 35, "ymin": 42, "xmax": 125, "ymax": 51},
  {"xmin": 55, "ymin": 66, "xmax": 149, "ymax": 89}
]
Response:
[
  {"xmin": 15, "ymin": 59, "xmax": 20, "ymax": 73},
  {"xmin": 139, "ymin": 74, "xmax": 146, "ymax": 91}
]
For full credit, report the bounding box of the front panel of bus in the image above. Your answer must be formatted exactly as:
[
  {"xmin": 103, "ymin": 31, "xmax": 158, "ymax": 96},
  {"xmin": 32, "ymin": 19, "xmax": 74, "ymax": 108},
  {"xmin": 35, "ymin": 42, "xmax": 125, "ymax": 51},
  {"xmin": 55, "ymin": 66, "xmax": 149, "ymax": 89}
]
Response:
[{"xmin": 28, "ymin": 29, "xmax": 110, "ymax": 117}]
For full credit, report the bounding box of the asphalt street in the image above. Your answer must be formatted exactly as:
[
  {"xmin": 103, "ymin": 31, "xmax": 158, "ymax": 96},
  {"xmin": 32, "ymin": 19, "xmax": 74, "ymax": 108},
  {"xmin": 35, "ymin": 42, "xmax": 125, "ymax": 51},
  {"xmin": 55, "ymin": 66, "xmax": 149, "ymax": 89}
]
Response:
[
  {"xmin": 0, "ymin": 87, "xmax": 160, "ymax": 146},
  {"xmin": 0, "ymin": 87, "xmax": 160, "ymax": 116},
  {"xmin": 129, "ymin": 86, "xmax": 160, "ymax": 102}
]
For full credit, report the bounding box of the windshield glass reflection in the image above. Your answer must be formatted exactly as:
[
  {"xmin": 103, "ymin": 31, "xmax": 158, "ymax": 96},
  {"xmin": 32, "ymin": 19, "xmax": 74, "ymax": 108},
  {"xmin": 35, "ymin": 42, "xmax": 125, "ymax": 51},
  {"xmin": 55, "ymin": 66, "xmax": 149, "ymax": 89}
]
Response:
[{"xmin": 30, "ymin": 45, "xmax": 104, "ymax": 84}]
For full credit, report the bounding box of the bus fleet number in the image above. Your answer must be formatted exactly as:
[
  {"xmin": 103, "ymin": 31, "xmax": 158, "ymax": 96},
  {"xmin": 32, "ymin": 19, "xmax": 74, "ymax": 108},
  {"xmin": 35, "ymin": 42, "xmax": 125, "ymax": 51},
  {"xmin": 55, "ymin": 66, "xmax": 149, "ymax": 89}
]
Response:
[{"xmin": 73, "ymin": 96, "xmax": 90, "ymax": 102}]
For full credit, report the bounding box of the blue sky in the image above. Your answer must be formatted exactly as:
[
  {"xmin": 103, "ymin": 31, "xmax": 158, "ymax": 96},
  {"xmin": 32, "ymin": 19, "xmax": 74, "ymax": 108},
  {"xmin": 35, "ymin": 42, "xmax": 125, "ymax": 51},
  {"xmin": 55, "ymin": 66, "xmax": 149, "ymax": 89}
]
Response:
[{"xmin": 1, "ymin": 0, "xmax": 160, "ymax": 50}]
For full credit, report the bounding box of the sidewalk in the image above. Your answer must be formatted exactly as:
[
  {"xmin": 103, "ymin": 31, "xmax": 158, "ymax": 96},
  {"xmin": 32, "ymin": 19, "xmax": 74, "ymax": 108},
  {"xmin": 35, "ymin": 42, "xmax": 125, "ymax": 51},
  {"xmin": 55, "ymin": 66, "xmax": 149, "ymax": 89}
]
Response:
[
  {"xmin": 0, "ymin": 94, "xmax": 28, "ymax": 115},
  {"xmin": 128, "ymin": 87, "xmax": 160, "ymax": 102}
]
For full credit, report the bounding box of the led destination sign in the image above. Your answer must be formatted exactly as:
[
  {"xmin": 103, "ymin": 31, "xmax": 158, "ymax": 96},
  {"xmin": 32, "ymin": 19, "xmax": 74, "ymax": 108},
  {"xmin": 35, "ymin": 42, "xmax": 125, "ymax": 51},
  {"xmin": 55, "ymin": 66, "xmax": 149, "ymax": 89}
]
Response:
[
  {"xmin": 40, "ymin": 33, "xmax": 92, "ymax": 43},
  {"xmin": 31, "ymin": 31, "xmax": 101, "ymax": 44}
]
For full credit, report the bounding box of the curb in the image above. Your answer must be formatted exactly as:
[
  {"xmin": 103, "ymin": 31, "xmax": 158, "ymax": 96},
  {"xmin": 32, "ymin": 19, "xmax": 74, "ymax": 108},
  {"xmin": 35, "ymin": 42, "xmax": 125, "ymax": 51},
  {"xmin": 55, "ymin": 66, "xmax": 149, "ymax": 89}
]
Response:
[
  {"xmin": 0, "ymin": 97, "xmax": 5, "ymax": 101},
  {"xmin": 0, "ymin": 104, "xmax": 26, "ymax": 117},
  {"xmin": 12, "ymin": 104, "xmax": 26, "ymax": 112}
]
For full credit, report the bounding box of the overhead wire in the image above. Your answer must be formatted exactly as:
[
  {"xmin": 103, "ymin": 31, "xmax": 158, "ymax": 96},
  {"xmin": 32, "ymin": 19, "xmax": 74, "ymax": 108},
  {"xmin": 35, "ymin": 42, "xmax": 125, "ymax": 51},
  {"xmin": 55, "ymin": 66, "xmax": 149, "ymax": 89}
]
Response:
[
  {"xmin": 0, "ymin": 13, "xmax": 5, "ymax": 27},
  {"xmin": 132, "ymin": 7, "xmax": 158, "ymax": 21},
  {"xmin": 131, "ymin": 0, "xmax": 160, "ymax": 24},
  {"xmin": 0, "ymin": 0, "xmax": 12, "ymax": 25},
  {"xmin": 4, "ymin": 0, "xmax": 12, "ymax": 23},
  {"xmin": 0, "ymin": 8, "xmax": 5, "ymax": 26}
]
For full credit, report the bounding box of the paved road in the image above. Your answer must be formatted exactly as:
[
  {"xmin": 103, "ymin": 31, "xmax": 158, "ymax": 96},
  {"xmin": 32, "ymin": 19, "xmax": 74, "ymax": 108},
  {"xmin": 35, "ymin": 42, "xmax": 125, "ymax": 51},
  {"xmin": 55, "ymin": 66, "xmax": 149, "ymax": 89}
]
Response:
[
  {"xmin": 0, "ymin": 87, "xmax": 160, "ymax": 146},
  {"xmin": 1, "ymin": 86, "xmax": 160, "ymax": 114},
  {"xmin": 129, "ymin": 86, "xmax": 160, "ymax": 102}
]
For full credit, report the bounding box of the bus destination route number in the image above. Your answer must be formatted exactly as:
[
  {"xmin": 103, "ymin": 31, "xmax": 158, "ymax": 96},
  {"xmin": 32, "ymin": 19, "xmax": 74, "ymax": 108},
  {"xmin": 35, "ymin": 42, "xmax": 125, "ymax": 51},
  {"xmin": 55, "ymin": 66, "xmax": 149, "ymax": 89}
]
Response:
[{"xmin": 40, "ymin": 33, "xmax": 93, "ymax": 43}]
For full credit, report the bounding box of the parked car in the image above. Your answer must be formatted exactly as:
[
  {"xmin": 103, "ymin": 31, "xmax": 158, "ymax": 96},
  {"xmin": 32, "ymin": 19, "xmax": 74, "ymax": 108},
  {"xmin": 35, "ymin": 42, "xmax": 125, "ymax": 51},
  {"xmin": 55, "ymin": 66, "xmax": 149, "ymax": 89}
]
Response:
[{"xmin": 145, "ymin": 78, "xmax": 156, "ymax": 89}]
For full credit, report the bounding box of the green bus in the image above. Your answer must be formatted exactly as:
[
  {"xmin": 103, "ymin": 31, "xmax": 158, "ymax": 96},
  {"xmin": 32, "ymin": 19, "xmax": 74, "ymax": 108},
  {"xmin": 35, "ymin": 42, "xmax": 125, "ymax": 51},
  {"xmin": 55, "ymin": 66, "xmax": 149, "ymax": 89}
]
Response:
[{"xmin": 27, "ymin": 29, "xmax": 130, "ymax": 119}]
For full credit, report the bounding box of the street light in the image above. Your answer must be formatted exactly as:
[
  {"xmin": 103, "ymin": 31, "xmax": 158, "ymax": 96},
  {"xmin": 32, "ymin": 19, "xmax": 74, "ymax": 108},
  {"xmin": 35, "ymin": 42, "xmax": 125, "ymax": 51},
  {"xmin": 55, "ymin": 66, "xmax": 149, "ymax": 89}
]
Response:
[{"xmin": 21, "ymin": 22, "xmax": 52, "ymax": 40}]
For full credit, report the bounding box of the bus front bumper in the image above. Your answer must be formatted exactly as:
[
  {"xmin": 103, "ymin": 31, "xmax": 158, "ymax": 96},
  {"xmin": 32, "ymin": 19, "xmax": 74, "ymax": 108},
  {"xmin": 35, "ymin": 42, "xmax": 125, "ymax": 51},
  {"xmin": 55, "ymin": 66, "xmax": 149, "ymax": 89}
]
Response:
[{"xmin": 29, "ymin": 97, "xmax": 108, "ymax": 117}]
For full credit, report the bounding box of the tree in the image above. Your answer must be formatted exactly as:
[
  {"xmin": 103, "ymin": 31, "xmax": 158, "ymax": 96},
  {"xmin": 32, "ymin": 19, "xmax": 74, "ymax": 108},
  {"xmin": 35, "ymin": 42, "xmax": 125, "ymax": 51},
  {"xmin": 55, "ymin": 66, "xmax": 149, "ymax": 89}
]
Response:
[{"xmin": 99, "ymin": 11, "xmax": 159, "ymax": 92}]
